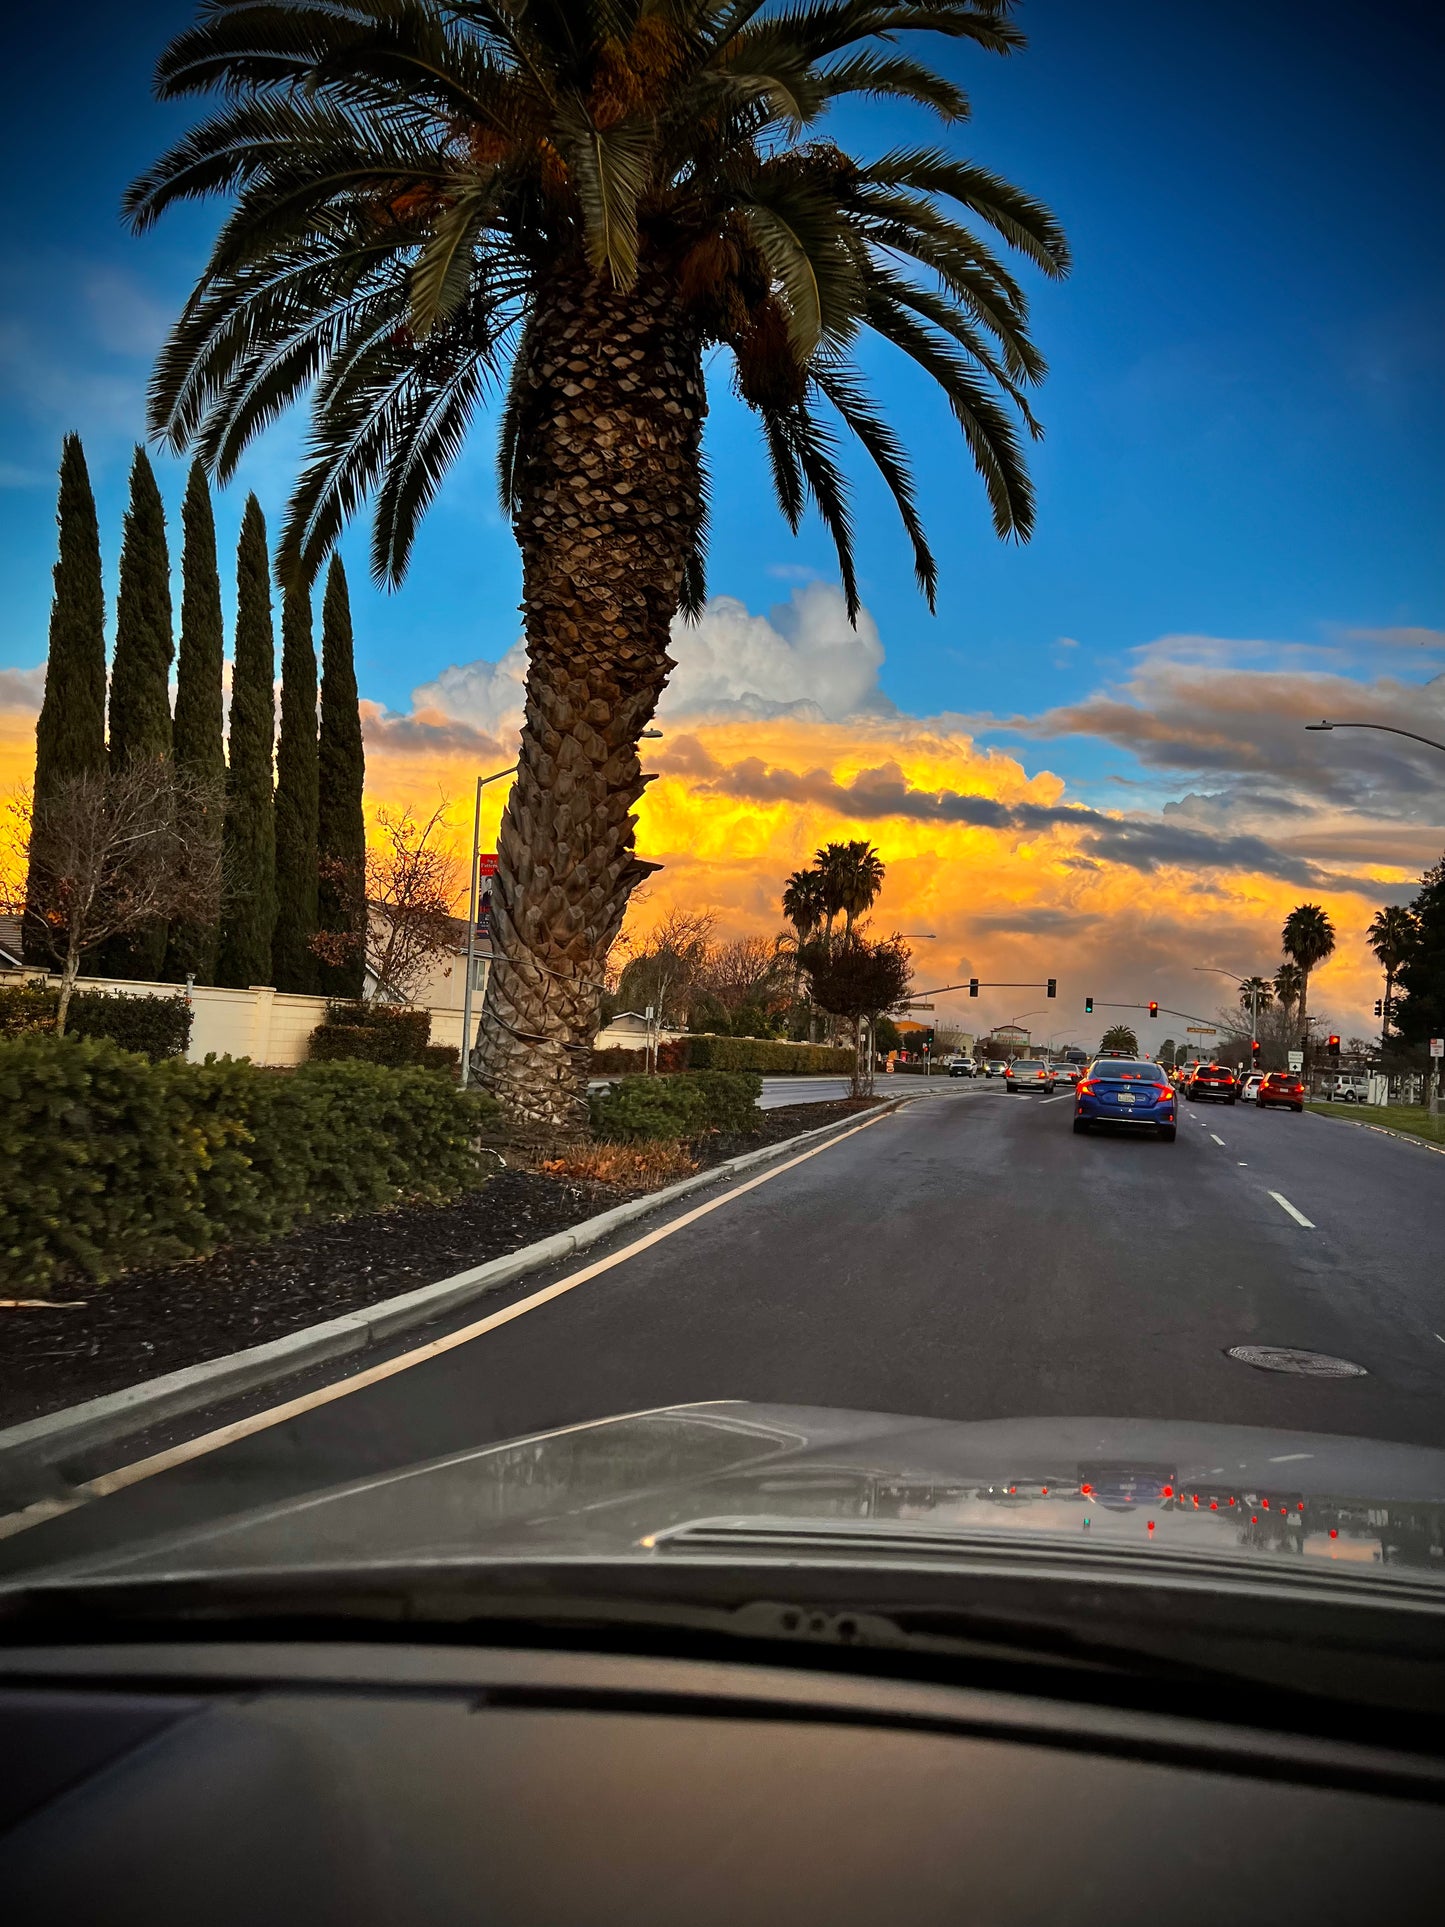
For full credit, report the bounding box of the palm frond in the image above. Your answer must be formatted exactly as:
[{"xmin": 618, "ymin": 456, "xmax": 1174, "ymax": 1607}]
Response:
[
  {"xmin": 552, "ymin": 100, "xmax": 655, "ymax": 286},
  {"xmin": 810, "ymin": 359, "xmax": 936, "ymax": 604},
  {"xmin": 863, "ymin": 147, "xmax": 1071, "ymax": 277}
]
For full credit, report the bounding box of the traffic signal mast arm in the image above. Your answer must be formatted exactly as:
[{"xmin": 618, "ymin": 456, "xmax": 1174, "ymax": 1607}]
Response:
[{"xmin": 914, "ymin": 979, "xmax": 1058, "ymax": 998}]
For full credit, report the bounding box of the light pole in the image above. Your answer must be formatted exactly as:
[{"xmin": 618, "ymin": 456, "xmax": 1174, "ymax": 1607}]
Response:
[
  {"xmin": 1306, "ymin": 719, "xmax": 1445, "ymax": 754},
  {"xmin": 459, "ymin": 763, "xmax": 517, "ymax": 1088}
]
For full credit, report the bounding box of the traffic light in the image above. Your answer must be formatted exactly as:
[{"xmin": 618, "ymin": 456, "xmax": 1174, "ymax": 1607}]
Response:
[
  {"xmin": 1326, "ymin": 1034, "xmax": 1341, "ymax": 1058},
  {"xmin": 1084, "ymin": 996, "xmax": 1093, "ymax": 1014},
  {"xmin": 1374, "ymin": 999, "xmax": 1383, "ymax": 1018},
  {"xmin": 968, "ymin": 978, "xmax": 979, "ymax": 998},
  {"xmin": 1046, "ymin": 978, "xmax": 1057, "ymax": 999},
  {"xmin": 1148, "ymin": 1001, "xmax": 1158, "ymax": 1019},
  {"xmin": 1251, "ymin": 1039, "xmax": 1261, "ymax": 1066}
]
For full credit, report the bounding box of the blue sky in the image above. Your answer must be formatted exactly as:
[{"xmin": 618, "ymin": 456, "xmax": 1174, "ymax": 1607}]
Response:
[{"xmin": 1, "ymin": 0, "xmax": 1441, "ymax": 804}]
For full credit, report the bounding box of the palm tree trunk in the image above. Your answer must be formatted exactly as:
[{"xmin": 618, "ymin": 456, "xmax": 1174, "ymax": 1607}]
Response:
[
  {"xmin": 472, "ymin": 270, "xmax": 705, "ymax": 1128},
  {"xmin": 1298, "ymin": 969, "xmax": 1310, "ymax": 1069}
]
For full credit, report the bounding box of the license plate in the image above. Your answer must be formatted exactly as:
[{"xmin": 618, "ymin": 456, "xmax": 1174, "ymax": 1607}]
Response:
[{"xmin": 1115, "ymin": 1094, "xmax": 1135, "ymax": 1106}]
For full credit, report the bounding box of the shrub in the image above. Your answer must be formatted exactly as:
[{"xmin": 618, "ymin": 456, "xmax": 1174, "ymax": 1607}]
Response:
[
  {"xmin": 68, "ymin": 989, "xmax": 193, "ymax": 1061},
  {"xmin": 0, "ymin": 983, "xmax": 60, "ymax": 1036},
  {"xmin": 687, "ymin": 1069, "xmax": 764, "ymax": 1132},
  {"xmin": 589, "ymin": 1045, "xmax": 647, "ymax": 1075},
  {"xmin": 0, "ymin": 983, "xmax": 192, "ymax": 1059},
  {"xmin": 589, "ymin": 1074, "xmax": 708, "ymax": 1143},
  {"xmin": 421, "ymin": 1042, "xmax": 461, "ymax": 1078},
  {"xmin": 541, "ymin": 1142, "xmax": 699, "ymax": 1189},
  {"xmin": 0, "ymin": 1032, "xmax": 496, "ymax": 1291},
  {"xmin": 588, "ymin": 1070, "xmax": 762, "ymax": 1142},
  {"xmin": 681, "ymin": 1034, "xmax": 854, "ymax": 1075},
  {"xmin": 308, "ymin": 999, "xmax": 430, "ymax": 1065}
]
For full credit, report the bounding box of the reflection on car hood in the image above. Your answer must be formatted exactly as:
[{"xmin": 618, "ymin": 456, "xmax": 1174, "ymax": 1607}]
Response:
[{"xmin": 29, "ymin": 1406, "xmax": 1445, "ymax": 1589}]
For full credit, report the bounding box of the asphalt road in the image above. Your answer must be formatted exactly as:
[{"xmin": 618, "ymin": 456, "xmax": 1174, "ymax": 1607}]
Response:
[{"xmin": 6, "ymin": 1081, "xmax": 1445, "ymax": 1574}]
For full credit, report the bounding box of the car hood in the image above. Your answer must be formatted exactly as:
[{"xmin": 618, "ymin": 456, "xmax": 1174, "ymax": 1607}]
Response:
[{"xmin": 22, "ymin": 1405, "xmax": 1445, "ymax": 1589}]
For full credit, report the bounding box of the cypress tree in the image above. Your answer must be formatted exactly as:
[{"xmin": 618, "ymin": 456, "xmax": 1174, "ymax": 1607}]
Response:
[
  {"xmin": 23, "ymin": 434, "xmax": 108, "ymax": 962},
  {"xmin": 100, "ymin": 445, "xmax": 174, "ymax": 978},
  {"xmin": 215, "ymin": 496, "xmax": 277, "ymax": 987},
  {"xmin": 272, "ymin": 580, "xmax": 319, "ymax": 992},
  {"xmin": 315, "ymin": 555, "xmax": 367, "ymax": 1000},
  {"xmin": 162, "ymin": 460, "xmax": 227, "ymax": 982}
]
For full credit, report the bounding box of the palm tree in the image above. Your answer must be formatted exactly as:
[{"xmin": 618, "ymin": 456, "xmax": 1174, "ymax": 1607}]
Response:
[
  {"xmin": 1281, "ymin": 903, "xmax": 1336, "ymax": 1066},
  {"xmin": 1272, "ymin": 960, "xmax": 1303, "ymax": 1016},
  {"xmin": 1099, "ymin": 1023, "xmax": 1138, "ymax": 1055},
  {"xmin": 1238, "ymin": 975, "xmax": 1273, "ymax": 1015},
  {"xmin": 1365, "ymin": 904, "xmax": 1417, "ymax": 1041},
  {"xmin": 781, "ymin": 868, "xmax": 828, "ymax": 947},
  {"xmin": 128, "ymin": 0, "xmax": 1068, "ymax": 1126},
  {"xmin": 836, "ymin": 839, "xmax": 886, "ymax": 935}
]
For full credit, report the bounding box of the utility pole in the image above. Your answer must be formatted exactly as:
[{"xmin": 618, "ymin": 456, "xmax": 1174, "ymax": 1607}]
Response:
[{"xmin": 459, "ymin": 763, "xmax": 517, "ymax": 1088}]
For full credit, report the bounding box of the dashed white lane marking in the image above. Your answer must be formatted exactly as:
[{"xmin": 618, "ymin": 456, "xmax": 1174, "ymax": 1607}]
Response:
[
  {"xmin": 1039, "ymin": 1094, "xmax": 1068, "ymax": 1105},
  {"xmin": 1210, "ymin": 1133, "xmax": 1226, "ymax": 1146},
  {"xmin": 1238, "ymin": 1161, "xmax": 1248, "ymax": 1166},
  {"xmin": 1268, "ymin": 1190, "xmax": 1316, "ymax": 1229}
]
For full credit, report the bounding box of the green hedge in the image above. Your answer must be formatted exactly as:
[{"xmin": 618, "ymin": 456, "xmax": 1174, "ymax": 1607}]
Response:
[
  {"xmin": 588, "ymin": 1070, "xmax": 763, "ymax": 1143},
  {"xmin": 0, "ymin": 1033, "xmax": 494, "ymax": 1292},
  {"xmin": 0, "ymin": 983, "xmax": 60, "ymax": 1036},
  {"xmin": 309, "ymin": 1000, "xmax": 431, "ymax": 1066},
  {"xmin": 681, "ymin": 1034, "xmax": 854, "ymax": 1074},
  {"xmin": 0, "ymin": 984, "xmax": 192, "ymax": 1060}
]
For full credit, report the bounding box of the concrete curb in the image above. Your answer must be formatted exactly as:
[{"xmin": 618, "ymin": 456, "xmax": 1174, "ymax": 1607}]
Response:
[
  {"xmin": 0, "ymin": 1096, "xmax": 905, "ymax": 1482},
  {"xmin": 1304, "ymin": 1106, "xmax": 1445, "ymax": 1158}
]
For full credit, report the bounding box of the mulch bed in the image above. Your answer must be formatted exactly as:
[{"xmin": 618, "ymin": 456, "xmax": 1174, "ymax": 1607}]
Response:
[{"xmin": 0, "ymin": 1099, "xmax": 877, "ymax": 1429}]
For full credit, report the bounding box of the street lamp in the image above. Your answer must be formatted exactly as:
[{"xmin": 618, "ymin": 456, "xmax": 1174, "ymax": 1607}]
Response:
[
  {"xmin": 1305, "ymin": 720, "xmax": 1445, "ymax": 754},
  {"xmin": 458, "ymin": 729, "xmax": 665, "ymax": 1088}
]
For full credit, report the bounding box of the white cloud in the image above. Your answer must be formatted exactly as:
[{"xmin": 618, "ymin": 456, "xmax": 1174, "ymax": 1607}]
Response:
[{"xmin": 409, "ymin": 582, "xmax": 891, "ymax": 738}]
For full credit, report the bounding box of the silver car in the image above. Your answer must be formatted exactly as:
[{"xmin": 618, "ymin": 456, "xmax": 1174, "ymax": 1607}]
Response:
[{"xmin": 1005, "ymin": 1059, "xmax": 1056, "ymax": 1093}]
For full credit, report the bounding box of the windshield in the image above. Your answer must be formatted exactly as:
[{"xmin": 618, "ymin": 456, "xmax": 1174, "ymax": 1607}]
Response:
[{"xmin": 1, "ymin": 7, "xmax": 1442, "ymax": 1632}]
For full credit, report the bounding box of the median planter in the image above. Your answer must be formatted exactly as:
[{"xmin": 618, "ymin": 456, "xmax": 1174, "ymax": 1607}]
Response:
[{"xmin": 0, "ymin": 1032, "xmax": 494, "ymax": 1292}]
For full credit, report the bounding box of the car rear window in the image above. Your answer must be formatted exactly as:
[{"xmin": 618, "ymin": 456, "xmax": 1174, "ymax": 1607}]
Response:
[
  {"xmin": 1012, "ymin": 1061, "xmax": 1046, "ymax": 1072},
  {"xmin": 1088, "ymin": 1061, "xmax": 1158, "ymax": 1079}
]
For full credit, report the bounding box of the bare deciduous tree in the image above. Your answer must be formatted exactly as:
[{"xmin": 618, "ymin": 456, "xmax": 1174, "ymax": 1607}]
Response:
[
  {"xmin": 362, "ymin": 801, "xmax": 464, "ymax": 1003},
  {"xmin": 4, "ymin": 762, "xmax": 223, "ymax": 1032},
  {"xmin": 615, "ymin": 907, "xmax": 715, "ymax": 1029}
]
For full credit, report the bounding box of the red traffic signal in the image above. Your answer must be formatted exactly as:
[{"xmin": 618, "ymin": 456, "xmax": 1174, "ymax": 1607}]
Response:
[
  {"xmin": 1148, "ymin": 1000, "xmax": 1158, "ymax": 1019},
  {"xmin": 1250, "ymin": 1040, "xmax": 1261, "ymax": 1064},
  {"xmin": 1326, "ymin": 1034, "xmax": 1341, "ymax": 1057}
]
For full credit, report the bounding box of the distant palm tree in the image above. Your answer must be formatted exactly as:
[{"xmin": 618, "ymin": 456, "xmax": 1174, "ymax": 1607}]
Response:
[
  {"xmin": 781, "ymin": 869, "xmax": 828, "ymax": 947},
  {"xmin": 1281, "ymin": 903, "xmax": 1336, "ymax": 1065},
  {"xmin": 127, "ymin": 0, "xmax": 1068, "ymax": 1127},
  {"xmin": 1365, "ymin": 904, "xmax": 1417, "ymax": 1039},
  {"xmin": 1238, "ymin": 975, "xmax": 1274, "ymax": 1015},
  {"xmin": 1099, "ymin": 1023, "xmax": 1139, "ymax": 1055},
  {"xmin": 1272, "ymin": 960, "xmax": 1303, "ymax": 1015},
  {"xmin": 837, "ymin": 840, "xmax": 887, "ymax": 935}
]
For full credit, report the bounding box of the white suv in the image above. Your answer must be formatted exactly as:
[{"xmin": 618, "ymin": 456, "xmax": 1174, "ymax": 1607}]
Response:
[{"xmin": 1321, "ymin": 1073, "xmax": 1371, "ymax": 1103}]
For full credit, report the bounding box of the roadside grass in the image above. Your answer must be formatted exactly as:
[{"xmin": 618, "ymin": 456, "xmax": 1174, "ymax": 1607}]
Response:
[{"xmin": 1305, "ymin": 1101, "xmax": 1445, "ymax": 1148}]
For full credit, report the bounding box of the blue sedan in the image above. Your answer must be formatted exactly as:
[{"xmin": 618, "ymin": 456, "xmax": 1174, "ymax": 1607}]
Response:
[{"xmin": 1073, "ymin": 1059, "xmax": 1177, "ymax": 1142}]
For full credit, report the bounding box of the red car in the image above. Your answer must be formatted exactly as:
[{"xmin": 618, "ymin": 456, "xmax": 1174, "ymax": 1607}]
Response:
[
  {"xmin": 1257, "ymin": 1071, "xmax": 1305, "ymax": 1113},
  {"xmin": 1186, "ymin": 1063, "xmax": 1238, "ymax": 1104}
]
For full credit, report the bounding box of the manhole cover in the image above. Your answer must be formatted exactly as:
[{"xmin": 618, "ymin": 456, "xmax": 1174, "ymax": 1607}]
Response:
[{"xmin": 1225, "ymin": 1345, "xmax": 1367, "ymax": 1378}]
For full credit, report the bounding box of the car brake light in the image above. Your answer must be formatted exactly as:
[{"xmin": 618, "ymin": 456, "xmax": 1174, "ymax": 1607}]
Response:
[{"xmin": 1076, "ymin": 1081, "xmax": 1095, "ymax": 1095}]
